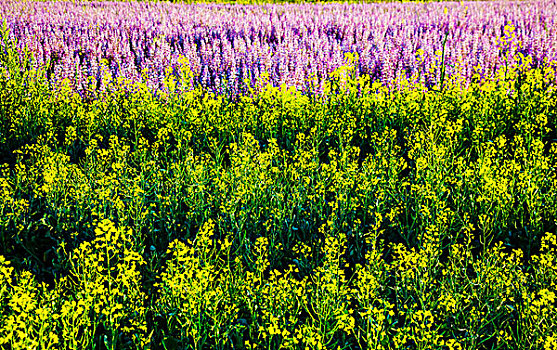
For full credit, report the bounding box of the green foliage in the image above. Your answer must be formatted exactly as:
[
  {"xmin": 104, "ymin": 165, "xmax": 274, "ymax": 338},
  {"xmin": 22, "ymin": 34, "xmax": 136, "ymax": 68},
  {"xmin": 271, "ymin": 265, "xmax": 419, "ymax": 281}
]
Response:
[{"xmin": 1, "ymin": 22, "xmax": 557, "ymax": 350}]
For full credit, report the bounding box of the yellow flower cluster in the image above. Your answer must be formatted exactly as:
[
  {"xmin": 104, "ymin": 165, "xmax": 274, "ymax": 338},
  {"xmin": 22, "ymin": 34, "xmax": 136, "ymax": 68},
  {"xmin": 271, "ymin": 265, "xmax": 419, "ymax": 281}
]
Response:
[
  {"xmin": 2, "ymin": 223, "xmax": 556, "ymax": 348},
  {"xmin": 0, "ymin": 219, "xmax": 150, "ymax": 349}
]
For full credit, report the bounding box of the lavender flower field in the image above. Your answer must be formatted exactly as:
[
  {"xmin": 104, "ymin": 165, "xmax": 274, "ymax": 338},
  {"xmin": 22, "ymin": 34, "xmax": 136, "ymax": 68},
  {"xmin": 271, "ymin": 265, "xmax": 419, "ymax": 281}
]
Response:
[
  {"xmin": 2, "ymin": 0, "xmax": 557, "ymax": 349},
  {"xmin": 2, "ymin": 0, "xmax": 557, "ymax": 94}
]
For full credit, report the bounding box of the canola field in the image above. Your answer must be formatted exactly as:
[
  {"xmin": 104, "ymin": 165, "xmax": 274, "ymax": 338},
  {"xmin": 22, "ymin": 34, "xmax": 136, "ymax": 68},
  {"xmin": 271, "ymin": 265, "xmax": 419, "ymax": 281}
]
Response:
[{"xmin": 1, "ymin": 1, "xmax": 557, "ymax": 349}]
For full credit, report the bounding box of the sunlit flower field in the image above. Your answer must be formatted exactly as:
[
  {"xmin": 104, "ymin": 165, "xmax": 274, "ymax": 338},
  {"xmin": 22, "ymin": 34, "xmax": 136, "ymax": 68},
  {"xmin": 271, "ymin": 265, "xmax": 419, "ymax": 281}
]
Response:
[{"xmin": 1, "ymin": 0, "xmax": 557, "ymax": 349}]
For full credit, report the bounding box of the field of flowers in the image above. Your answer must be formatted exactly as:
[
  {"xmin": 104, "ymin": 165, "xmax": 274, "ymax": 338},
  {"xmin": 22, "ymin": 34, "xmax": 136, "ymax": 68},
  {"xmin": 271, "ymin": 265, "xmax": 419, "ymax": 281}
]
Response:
[
  {"xmin": 3, "ymin": 0, "xmax": 556, "ymax": 94},
  {"xmin": 1, "ymin": 0, "xmax": 557, "ymax": 349}
]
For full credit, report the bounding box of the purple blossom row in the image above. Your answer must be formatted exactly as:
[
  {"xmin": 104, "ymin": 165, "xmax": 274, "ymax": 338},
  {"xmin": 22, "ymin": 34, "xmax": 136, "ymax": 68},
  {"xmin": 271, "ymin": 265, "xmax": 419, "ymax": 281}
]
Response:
[{"xmin": 2, "ymin": 0, "xmax": 556, "ymax": 95}]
